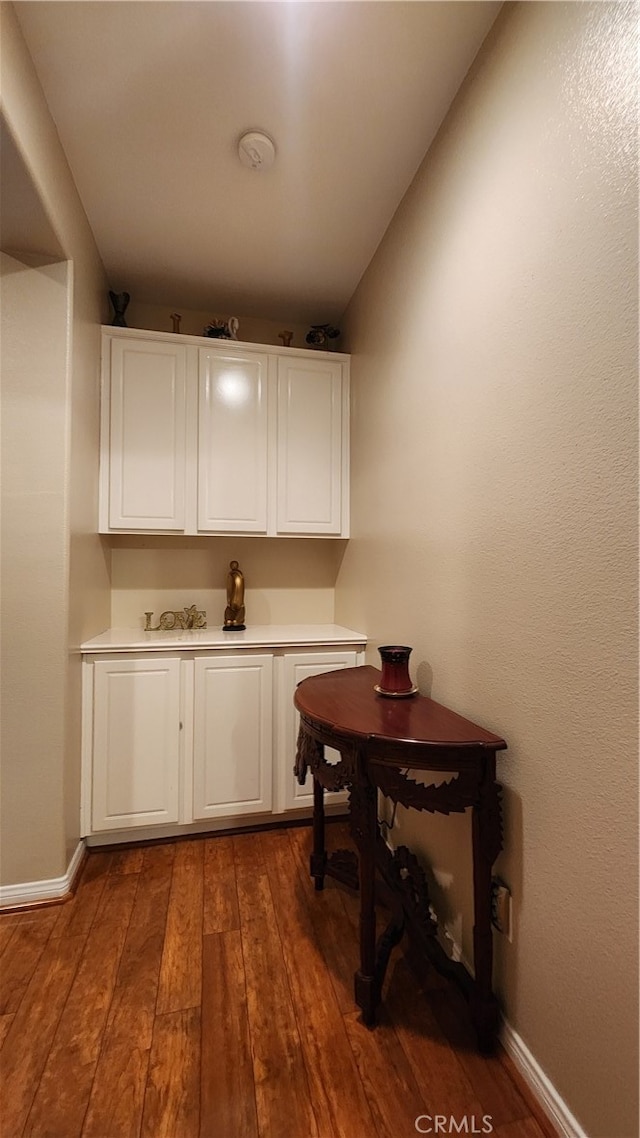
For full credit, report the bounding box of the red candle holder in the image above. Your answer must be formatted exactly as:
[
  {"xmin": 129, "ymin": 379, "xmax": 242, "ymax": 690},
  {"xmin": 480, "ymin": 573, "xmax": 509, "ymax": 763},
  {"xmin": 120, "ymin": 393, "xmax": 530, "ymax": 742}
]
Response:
[{"xmin": 374, "ymin": 645, "xmax": 418, "ymax": 698}]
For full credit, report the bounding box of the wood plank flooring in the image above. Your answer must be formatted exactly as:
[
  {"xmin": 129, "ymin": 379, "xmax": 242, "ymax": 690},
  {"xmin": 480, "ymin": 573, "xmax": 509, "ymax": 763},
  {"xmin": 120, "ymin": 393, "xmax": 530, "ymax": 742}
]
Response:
[{"xmin": 0, "ymin": 823, "xmax": 557, "ymax": 1138}]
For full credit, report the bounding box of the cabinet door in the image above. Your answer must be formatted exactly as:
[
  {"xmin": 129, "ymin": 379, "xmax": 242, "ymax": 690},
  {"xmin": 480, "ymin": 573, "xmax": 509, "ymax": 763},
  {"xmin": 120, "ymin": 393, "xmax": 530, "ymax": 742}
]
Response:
[
  {"xmin": 198, "ymin": 348, "xmax": 269, "ymax": 532},
  {"xmin": 193, "ymin": 654, "xmax": 273, "ymax": 819},
  {"xmin": 108, "ymin": 338, "xmax": 187, "ymax": 530},
  {"xmin": 276, "ymin": 651, "xmax": 358, "ymax": 813},
  {"xmin": 276, "ymin": 357, "xmax": 344, "ymax": 534},
  {"xmin": 91, "ymin": 657, "xmax": 181, "ymax": 831}
]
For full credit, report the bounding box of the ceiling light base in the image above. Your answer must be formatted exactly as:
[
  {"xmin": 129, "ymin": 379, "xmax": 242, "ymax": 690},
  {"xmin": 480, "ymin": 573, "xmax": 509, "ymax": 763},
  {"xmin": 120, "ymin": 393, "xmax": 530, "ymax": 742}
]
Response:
[{"xmin": 238, "ymin": 130, "xmax": 276, "ymax": 171}]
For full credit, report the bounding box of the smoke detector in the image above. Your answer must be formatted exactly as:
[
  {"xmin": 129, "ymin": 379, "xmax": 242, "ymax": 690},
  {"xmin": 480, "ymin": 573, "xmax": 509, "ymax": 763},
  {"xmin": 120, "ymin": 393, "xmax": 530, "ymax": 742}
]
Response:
[{"xmin": 238, "ymin": 130, "xmax": 276, "ymax": 171}]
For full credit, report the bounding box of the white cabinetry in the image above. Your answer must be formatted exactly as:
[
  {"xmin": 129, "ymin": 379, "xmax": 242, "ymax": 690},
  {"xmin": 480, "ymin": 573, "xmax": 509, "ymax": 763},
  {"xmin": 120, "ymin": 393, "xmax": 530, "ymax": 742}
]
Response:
[
  {"xmin": 198, "ymin": 347, "xmax": 269, "ymax": 533},
  {"xmin": 99, "ymin": 328, "xmax": 349, "ymax": 537},
  {"xmin": 91, "ymin": 656, "xmax": 181, "ymax": 830},
  {"xmin": 106, "ymin": 338, "xmax": 189, "ymax": 531},
  {"xmin": 276, "ymin": 357, "xmax": 345, "ymax": 535},
  {"xmin": 192, "ymin": 654, "xmax": 273, "ymax": 819},
  {"xmin": 275, "ymin": 650, "xmax": 357, "ymax": 812},
  {"xmin": 81, "ymin": 628, "xmax": 366, "ymax": 841}
]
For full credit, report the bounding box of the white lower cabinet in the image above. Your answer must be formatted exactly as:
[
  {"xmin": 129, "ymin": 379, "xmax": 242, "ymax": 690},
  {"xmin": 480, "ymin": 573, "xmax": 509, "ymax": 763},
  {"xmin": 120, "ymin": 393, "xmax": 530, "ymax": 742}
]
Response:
[
  {"xmin": 91, "ymin": 656, "xmax": 182, "ymax": 831},
  {"xmin": 275, "ymin": 650, "xmax": 358, "ymax": 813},
  {"xmin": 192, "ymin": 655, "xmax": 273, "ymax": 819},
  {"xmin": 83, "ymin": 640, "xmax": 364, "ymax": 838}
]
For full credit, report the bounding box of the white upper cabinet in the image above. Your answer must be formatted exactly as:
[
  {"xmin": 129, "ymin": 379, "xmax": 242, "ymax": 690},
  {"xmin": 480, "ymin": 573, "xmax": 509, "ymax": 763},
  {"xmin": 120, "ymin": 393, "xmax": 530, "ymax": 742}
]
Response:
[
  {"xmin": 99, "ymin": 328, "xmax": 349, "ymax": 537},
  {"xmin": 198, "ymin": 347, "xmax": 269, "ymax": 533},
  {"xmin": 276, "ymin": 357, "xmax": 345, "ymax": 535},
  {"xmin": 105, "ymin": 337, "xmax": 188, "ymax": 530}
]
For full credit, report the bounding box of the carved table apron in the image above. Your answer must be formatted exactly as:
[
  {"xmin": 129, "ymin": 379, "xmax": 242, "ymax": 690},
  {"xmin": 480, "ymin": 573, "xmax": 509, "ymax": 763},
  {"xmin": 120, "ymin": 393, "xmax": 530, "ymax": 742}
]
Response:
[{"xmin": 294, "ymin": 665, "xmax": 507, "ymax": 1052}]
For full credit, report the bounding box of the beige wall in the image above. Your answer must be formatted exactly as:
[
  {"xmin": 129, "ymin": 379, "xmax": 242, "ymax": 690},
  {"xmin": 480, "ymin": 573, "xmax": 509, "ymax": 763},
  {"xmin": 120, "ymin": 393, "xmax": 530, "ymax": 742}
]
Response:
[
  {"xmin": 110, "ymin": 536, "xmax": 345, "ymax": 628},
  {"xmin": 336, "ymin": 3, "xmax": 638, "ymax": 1136},
  {"xmin": 1, "ymin": 2, "xmax": 109, "ymax": 884},
  {"xmin": 1, "ymin": 253, "xmax": 69, "ymax": 883}
]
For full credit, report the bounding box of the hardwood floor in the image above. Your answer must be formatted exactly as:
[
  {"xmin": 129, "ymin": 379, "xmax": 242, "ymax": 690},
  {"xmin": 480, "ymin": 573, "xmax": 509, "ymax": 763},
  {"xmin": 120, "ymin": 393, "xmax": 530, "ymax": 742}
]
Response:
[{"xmin": 0, "ymin": 823, "xmax": 556, "ymax": 1138}]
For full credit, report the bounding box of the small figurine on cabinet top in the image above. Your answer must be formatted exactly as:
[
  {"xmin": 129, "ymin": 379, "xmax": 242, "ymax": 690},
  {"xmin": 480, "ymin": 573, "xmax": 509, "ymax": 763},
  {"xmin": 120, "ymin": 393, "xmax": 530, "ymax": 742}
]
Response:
[
  {"xmin": 170, "ymin": 313, "xmax": 182, "ymax": 333},
  {"xmin": 203, "ymin": 316, "xmax": 239, "ymax": 340},
  {"xmin": 278, "ymin": 330, "xmax": 294, "ymax": 347},
  {"xmin": 223, "ymin": 560, "xmax": 246, "ymax": 631},
  {"xmin": 109, "ymin": 290, "xmax": 130, "ymax": 327},
  {"xmin": 305, "ymin": 323, "xmax": 340, "ymax": 348}
]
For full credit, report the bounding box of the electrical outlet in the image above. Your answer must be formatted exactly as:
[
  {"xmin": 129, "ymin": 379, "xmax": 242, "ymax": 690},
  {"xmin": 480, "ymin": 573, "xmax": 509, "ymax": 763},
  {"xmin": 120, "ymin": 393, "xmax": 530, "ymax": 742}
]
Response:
[{"xmin": 491, "ymin": 877, "xmax": 512, "ymax": 940}]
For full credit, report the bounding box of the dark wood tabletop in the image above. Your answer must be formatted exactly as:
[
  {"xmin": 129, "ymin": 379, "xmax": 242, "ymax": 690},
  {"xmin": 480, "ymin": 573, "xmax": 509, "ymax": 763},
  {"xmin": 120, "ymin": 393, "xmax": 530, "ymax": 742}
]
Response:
[{"xmin": 294, "ymin": 665, "xmax": 507, "ymax": 757}]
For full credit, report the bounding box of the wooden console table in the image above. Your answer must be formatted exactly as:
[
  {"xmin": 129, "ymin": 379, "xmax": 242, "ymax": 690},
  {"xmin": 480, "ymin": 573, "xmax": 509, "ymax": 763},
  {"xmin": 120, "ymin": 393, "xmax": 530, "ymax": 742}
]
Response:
[{"xmin": 294, "ymin": 665, "xmax": 507, "ymax": 1051}]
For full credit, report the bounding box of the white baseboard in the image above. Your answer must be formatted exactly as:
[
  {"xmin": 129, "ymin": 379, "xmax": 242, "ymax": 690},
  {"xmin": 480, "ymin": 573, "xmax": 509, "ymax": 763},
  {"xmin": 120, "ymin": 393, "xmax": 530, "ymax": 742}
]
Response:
[
  {"xmin": 440, "ymin": 927, "xmax": 586, "ymax": 1138},
  {"xmin": 500, "ymin": 1018, "xmax": 588, "ymax": 1138},
  {"xmin": 0, "ymin": 840, "xmax": 86, "ymax": 909}
]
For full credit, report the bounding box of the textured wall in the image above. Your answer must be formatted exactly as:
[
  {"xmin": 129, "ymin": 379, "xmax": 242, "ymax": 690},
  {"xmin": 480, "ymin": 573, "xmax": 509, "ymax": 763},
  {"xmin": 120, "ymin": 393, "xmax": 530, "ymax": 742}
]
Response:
[
  {"xmin": 335, "ymin": 3, "xmax": 638, "ymax": 1135},
  {"xmin": 1, "ymin": 2, "xmax": 109, "ymax": 883},
  {"xmin": 110, "ymin": 536, "xmax": 346, "ymax": 628}
]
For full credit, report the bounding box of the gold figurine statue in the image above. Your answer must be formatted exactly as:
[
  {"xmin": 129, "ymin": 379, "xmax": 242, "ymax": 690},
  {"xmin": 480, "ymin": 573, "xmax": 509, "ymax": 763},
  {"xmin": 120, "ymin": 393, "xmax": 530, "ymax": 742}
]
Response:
[{"xmin": 223, "ymin": 560, "xmax": 246, "ymax": 631}]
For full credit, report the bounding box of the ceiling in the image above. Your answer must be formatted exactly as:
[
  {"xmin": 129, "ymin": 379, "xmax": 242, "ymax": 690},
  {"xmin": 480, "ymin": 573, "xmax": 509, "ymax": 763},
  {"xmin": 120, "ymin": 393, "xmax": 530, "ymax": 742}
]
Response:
[{"xmin": 14, "ymin": 1, "xmax": 501, "ymax": 324}]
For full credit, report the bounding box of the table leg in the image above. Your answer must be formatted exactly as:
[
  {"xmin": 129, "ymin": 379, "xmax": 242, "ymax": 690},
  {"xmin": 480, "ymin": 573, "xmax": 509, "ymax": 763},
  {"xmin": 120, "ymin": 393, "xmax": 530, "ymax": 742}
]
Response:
[
  {"xmin": 351, "ymin": 781, "xmax": 378, "ymax": 1025},
  {"xmin": 471, "ymin": 773, "xmax": 502, "ymax": 1051},
  {"xmin": 310, "ymin": 776, "xmax": 326, "ymax": 891}
]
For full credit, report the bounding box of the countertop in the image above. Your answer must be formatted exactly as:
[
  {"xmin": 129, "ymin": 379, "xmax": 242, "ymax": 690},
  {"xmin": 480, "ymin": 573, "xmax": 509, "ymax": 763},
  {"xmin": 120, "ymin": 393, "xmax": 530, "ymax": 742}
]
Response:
[{"xmin": 81, "ymin": 624, "xmax": 367, "ymax": 654}]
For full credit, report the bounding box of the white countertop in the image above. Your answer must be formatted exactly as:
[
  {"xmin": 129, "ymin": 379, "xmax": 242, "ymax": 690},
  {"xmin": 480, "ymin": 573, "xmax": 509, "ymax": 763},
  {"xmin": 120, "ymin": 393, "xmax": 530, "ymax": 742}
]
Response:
[{"xmin": 81, "ymin": 624, "xmax": 367, "ymax": 654}]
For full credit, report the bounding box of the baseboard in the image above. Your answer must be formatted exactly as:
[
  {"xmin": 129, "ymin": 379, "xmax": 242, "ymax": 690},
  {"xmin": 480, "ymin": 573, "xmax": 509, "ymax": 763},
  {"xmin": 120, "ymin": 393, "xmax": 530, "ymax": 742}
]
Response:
[
  {"xmin": 439, "ymin": 925, "xmax": 586, "ymax": 1138},
  {"xmin": 500, "ymin": 1018, "xmax": 587, "ymax": 1138},
  {"xmin": 85, "ymin": 805, "xmax": 348, "ymax": 847},
  {"xmin": 0, "ymin": 840, "xmax": 86, "ymax": 910}
]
